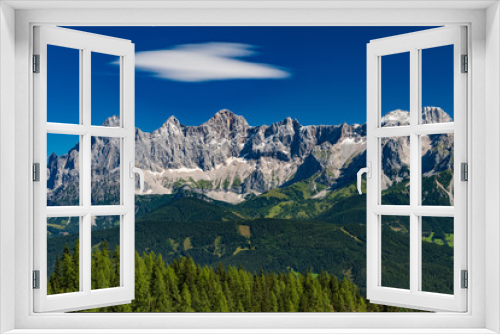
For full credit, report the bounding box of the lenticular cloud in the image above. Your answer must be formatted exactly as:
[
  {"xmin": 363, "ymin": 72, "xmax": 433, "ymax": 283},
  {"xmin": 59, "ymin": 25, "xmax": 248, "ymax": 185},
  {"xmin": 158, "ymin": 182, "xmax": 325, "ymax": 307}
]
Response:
[{"xmin": 134, "ymin": 42, "xmax": 291, "ymax": 82}]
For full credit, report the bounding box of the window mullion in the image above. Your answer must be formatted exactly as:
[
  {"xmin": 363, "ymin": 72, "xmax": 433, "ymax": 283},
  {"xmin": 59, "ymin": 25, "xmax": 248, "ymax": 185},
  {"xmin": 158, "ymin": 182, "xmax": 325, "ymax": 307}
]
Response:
[
  {"xmin": 409, "ymin": 48, "xmax": 420, "ymax": 294},
  {"xmin": 82, "ymin": 47, "xmax": 92, "ymax": 293},
  {"xmin": 416, "ymin": 47, "xmax": 424, "ymax": 294},
  {"xmin": 78, "ymin": 48, "xmax": 84, "ymax": 293}
]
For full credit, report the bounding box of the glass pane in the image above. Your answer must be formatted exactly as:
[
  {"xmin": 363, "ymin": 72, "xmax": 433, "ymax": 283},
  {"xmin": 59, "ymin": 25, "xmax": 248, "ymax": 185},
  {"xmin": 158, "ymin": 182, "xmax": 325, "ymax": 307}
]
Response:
[
  {"xmin": 381, "ymin": 215, "xmax": 410, "ymax": 290},
  {"xmin": 91, "ymin": 52, "xmax": 121, "ymax": 127},
  {"xmin": 381, "ymin": 136, "xmax": 410, "ymax": 205},
  {"xmin": 381, "ymin": 52, "xmax": 410, "ymax": 127},
  {"xmin": 47, "ymin": 216, "xmax": 80, "ymax": 295},
  {"xmin": 421, "ymin": 217, "xmax": 454, "ymax": 294},
  {"xmin": 421, "ymin": 134, "xmax": 454, "ymax": 206},
  {"xmin": 91, "ymin": 215, "xmax": 121, "ymax": 290},
  {"xmin": 47, "ymin": 45, "xmax": 80, "ymax": 124},
  {"xmin": 47, "ymin": 133, "xmax": 80, "ymax": 206},
  {"xmin": 421, "ymin": 45, "xmax": 454, "ymax": 123},
  {"xmin": 91, "ymin": 136, "xmax": 121, "ymax": 205}
]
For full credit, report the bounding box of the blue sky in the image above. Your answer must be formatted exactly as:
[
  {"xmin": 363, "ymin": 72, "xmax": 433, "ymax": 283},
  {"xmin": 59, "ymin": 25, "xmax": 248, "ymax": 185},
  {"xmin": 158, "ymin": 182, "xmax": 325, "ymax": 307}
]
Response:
[{"xmin": 47, "ymin": 26, "xmax": 453, "ymax": 156}]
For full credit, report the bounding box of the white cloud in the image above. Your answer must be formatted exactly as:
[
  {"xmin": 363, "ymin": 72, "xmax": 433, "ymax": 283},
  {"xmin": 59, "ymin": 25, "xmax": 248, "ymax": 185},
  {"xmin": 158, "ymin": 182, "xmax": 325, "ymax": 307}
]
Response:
[{"xmin": 134, "ymin": 43, "xmax": 291, "ymax": 82}]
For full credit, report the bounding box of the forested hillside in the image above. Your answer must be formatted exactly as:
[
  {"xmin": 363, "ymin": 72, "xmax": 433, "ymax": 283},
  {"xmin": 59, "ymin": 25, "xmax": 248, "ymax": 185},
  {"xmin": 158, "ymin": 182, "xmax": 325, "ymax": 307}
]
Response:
[
  {"xmin": 47, "ymin": 173, "xmax": 454, "ymax": 311},
  {"xmin": 49, "ymin": 241, "xmax": 415, "ymax": 313}
]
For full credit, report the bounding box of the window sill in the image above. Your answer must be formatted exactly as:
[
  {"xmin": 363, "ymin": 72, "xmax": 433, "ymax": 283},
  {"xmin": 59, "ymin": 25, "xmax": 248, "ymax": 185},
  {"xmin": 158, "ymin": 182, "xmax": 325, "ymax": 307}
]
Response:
[{"xmin": 4, "ymin": 329, "xmax": 498, "ymax": 334}]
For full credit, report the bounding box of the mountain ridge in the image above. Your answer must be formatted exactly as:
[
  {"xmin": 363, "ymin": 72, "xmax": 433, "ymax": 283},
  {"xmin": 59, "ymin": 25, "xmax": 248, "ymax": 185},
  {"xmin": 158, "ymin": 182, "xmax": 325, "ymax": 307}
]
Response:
[{"xmin": 47, "ymin": 107, "xmax": 453, "ymax": 205}]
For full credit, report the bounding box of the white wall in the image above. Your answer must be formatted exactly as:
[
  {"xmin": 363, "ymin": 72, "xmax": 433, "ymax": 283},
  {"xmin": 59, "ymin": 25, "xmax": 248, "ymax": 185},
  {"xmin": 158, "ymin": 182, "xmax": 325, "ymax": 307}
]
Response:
[
  {"xmin": 0, "ymin": 2, "xmax": 16, "ymax": 333},
  {"xmin": 486, "ymin": 2, "xmax": 500, "ymax": 333}
]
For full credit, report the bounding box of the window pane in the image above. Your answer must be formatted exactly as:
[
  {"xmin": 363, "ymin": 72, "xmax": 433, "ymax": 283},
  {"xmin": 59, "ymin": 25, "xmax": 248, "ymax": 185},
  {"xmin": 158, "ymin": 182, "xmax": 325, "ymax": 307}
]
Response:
[
  {"xmin": 47, "ymin": 45, "xmax": 80, "ymax": 124},
  {"xmin": 381, "ymin": 52, "xmax": 410, "ymax": 127},
  {"xmin": 421, "ymin": 45, "xmax": 454, "ymax": 123},
  {"xmin": 381, "ymin": 136, "xmax": 410, "ymax": 205},
  {"xmin": 421, "ymin": 217, "xmax": 454, "ymax": 294},
  {"xmin": 421, "ymin": 134, "xmax": 454, "ymax": 206},
  {"xmin": 91, "ymin": 52, "xmax": 121, "ymax": 127},
  {"xmin": 381, "ymin": 215, "xmax": 410, "ymax": 290},
  {"xmin": 91, "ymin": 215, "xmax": 121, "ymax": 290},
  {"xmin": 47, "ymin": 216, "xmax": 80, "ymax": 295},
  {"xmin": 91, "ymin": 136, "xmax": 121, "ymax": 205},
  {"xmin": 47, "ymin": 133, "xmax": 80, "ymax": 206}
]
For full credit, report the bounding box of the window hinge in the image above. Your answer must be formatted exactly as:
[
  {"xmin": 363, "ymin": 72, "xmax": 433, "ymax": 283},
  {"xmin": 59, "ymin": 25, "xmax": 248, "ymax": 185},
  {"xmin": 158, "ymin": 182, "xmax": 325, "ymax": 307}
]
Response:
[
  {"xmin": 33, "ymin": 54, "xmax": 40, "ymax": 73},
  {"xmin": 461, "ymin": 54, "xmax": 468, "ymax": 73},
  {"xmin": 461, "ymin": 162, "xmax": 468, "ymax": 182},
  {"xmin": 33, "ymin": 163, "xmax": 40, "ymax": 182},
  {"xmin": 461, "ymin": 270, "xmax": 468, "ymax": 289},
  {"xmin": 33, "ymin": 270, "xmax": 40, "ymax": 289}
]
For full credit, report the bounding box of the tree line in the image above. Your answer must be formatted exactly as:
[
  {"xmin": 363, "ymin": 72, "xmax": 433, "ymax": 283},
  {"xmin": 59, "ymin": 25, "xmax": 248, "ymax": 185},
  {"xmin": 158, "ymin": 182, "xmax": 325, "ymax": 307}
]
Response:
[{"xmin": 49, "ymin": 240, "xmax": 413, "ymax": 313}]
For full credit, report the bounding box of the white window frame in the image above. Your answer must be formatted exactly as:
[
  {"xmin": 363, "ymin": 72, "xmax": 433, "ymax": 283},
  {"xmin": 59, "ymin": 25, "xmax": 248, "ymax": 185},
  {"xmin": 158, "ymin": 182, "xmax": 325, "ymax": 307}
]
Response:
[
  {"xmin": 33, "ymin": 26, "xmax": 136, "ymax": 312},
  {"xmin": 366, "ymin": 26, "xmax": 468, "ymax": 312},
  {"xmin": 0, "ymin": 1, "xmax": 498, "ymax": 333}
]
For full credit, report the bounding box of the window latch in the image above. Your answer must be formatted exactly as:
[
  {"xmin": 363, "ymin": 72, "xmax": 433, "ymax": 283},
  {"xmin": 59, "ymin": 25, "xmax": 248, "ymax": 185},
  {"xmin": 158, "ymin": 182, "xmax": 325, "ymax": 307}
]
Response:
[
  {"xmin": 130, "ymin": 162, "xmax": 145, "ymax": 195},
  {"xmin": 357, "ymin": 162, "xmax": 372, "ymax": 195}
]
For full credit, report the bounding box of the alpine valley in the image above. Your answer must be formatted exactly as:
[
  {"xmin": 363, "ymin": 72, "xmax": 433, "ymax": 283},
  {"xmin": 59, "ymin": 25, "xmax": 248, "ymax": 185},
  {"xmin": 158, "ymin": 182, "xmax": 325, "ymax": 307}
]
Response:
[{"xmin": 47, "ymin": 107, "xmax": 455, "ymax": 297}]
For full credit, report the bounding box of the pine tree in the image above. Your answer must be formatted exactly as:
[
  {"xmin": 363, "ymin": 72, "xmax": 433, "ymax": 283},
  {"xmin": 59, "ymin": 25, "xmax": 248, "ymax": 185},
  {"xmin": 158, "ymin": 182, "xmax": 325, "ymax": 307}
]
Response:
[
  {"xmin": 252, "ymin": 272, "xmax": 262, "ymax": 312},
  {"xmin": 270, "ymin": 291, "xmax": 279, "ymax": 312},
  {"xmin": 151, "ymin": 263, "xmax": 170, "ymax": 312},
  {"xmin": 131, "ymin": 251, "xmax": 152, "ymax": 312},
  {"xmin": 329, "ymin": 275, "xmax": 341, "ymax": 311},
  {"xmin": 216, "ymin": 262, "xmax": 226, "ymax": 282},
  {"xmin": 112, "ymin": 245, "xmax": 120, "ymax": 288},
  {"xmin": 287, "ymin": 271, "xmax": 300, "ymax": 311},
  {"xmin": 72, "ymin": 239, "xmax": 80, "ymax": 289},
  {"xmin": 340, "ymin": 278, "xmax": 356, "ymax": 312},
  {"xmin": 165, "ymin": 265, "xmax": 181, "ymax": 310},
  {"xmin": 189, "ymin": 283, "xmax": 201, "ymax": 311},
  {"xmin": 47, "ymin": 281, "xmax": 53, "ymax": 295},
  {"xmin": 222, "ymin": 281, "xmax": 234, "ymax": 311},
  {"xmin": 180, "ymin": 283, "xmax": 194, "ymax": 312},
  {"xmin": 213, "ymin": 283, "xmax": 229, "ymax": 312},
  {"xmin": 62, "ymin": 243, "xmax": 78, "ymax": 292},
  {"xmin": 51, "ymin": 254, "xmax": 62, "ymax": 294},
  {"xmin": 198, "ymin": 286, "xmax": 211, "ymax": 312}
]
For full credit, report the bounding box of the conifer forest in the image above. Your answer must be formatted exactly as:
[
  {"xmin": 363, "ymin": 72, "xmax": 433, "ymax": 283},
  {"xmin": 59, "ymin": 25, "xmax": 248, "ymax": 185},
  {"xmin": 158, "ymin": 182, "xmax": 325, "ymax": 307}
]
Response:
[{"xmin": 48, "ymin": 240, "xmax": 414, "ymax": 313}]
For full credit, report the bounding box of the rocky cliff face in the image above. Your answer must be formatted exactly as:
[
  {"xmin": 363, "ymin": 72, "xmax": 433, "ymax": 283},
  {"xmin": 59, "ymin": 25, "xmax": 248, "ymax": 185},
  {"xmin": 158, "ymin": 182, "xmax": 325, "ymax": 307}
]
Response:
[{"xmin": 47, "ymin": 107, "xmax": 453, "ymax": 205}]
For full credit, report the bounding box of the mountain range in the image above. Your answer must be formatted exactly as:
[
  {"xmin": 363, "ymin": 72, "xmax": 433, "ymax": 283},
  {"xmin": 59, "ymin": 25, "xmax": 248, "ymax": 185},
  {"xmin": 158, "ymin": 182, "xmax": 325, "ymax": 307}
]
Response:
[{"xmin": 47, "ymin": 107, "xmax": 454, "ymax": 206}]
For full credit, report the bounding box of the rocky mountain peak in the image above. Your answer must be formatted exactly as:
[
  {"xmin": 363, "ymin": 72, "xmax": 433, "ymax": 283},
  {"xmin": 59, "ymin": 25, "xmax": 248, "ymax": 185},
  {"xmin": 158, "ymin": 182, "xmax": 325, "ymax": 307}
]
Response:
[
  {"xmin": 205, "ymin": 109, "xmax": 249, "ymax": 131},
  {"xmin": 422, "ymin": 106, "xmax": 452, "ymax": 124},
  {"xmin": 215, "ymin": 109, "xmax": 234, "ymax": 117},
  {"xmin": 155, "ymin": 115, "xmax": 184, "ymax": 138},
  {"xmin": 265, "ymin": 117, "xmax": 301, "ymax": 134},
  {"xmin": 381, "ymin": 109, "xmax": 410, "ymax": 127},
  {"xmin": 102, "ymin": 115, "xmax": 120, "ymax": 127},
  {"xmin": 48, "ymin": 152, "xmax": 58, "ymax": 161},
  {"xmin": 162, "ymin": 115, "xmax": 181, "ymax": 127},
  {"xmin": 282, "ymin": 117, "xmax": 300, "ymax": 127}
]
